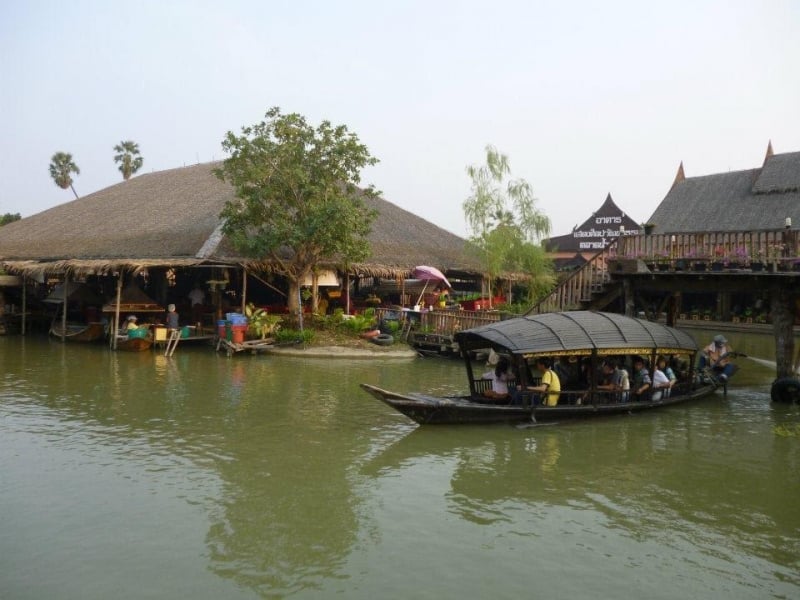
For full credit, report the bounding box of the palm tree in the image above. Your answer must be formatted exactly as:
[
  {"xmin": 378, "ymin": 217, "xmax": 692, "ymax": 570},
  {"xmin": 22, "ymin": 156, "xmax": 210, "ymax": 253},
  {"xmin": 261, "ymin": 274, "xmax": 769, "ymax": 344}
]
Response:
[
  {"xmin": 48, "ymin": 152, "xmax": 80, "ymax": 199},
  {"xmin": 113, "ymin": 140, "xmax": 144, "ymax": 180}
]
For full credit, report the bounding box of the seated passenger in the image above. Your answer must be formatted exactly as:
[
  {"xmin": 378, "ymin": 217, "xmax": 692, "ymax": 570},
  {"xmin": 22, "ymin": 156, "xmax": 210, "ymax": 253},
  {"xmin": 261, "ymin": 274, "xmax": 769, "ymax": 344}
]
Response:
[
  {"xmin": 481, "ymin": 356, "xmax": 512, "ymax": 401},
  {"xmin": 655, "ymin": 355, "xmax": 676, "ymax": 398},
  {"xmin": 522, "ymin": 357, "xmax": 561, "ymax": 406},
  {"xmin": 651, "ymin": 363, "xmax": 671, "ymax": 401},
  {"xmin": 699, "ymin": 335, "xmax": 736, "ymax": 383},
  {"xmin": 631, "ymin": 356, "xmax": 652, "ymax": 401},
  {"xmin": 122, "ymin": 314, "xmax": 138, "ymax": 334}
]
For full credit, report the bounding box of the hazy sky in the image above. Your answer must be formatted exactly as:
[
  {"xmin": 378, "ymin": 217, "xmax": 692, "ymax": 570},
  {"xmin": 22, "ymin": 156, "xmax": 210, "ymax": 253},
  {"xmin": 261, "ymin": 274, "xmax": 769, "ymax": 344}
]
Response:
[{"xmin": 2, "ymin": 1, "xmax": 799, "ymax": 239}]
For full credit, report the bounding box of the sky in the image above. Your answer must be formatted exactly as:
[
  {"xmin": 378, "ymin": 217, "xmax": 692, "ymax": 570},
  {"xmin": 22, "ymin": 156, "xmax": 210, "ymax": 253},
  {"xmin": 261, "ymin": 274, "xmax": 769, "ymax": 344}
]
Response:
[{"xmin": 2, "ymin": 0, "xmax": 799, "ymax": 240}]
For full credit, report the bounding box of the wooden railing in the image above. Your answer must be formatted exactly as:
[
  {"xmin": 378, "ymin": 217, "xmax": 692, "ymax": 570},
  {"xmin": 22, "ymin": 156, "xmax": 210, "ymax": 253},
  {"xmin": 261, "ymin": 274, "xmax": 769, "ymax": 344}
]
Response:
[
  {"xmin": 528, "ymin": 240, "xmax": 618, "ymax": 314},
  {"xmin": 618, "ymin": 229, "xmax": 799, "ymax": 266},
  {"xmin": 527, "ymin": 227, "xmax": 800, "ymax": 316}
]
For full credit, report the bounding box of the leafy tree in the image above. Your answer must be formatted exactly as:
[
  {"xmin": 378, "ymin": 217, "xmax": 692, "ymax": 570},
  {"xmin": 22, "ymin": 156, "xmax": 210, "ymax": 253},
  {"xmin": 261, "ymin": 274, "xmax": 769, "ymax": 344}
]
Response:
[
  {"xmin": 113, "ymin": 140, "xmax": 144, "ymax": 180},
  {"xmin": 1, "ymin": 213, "xmax": 21, "ymax": 226},
  {"xmin": 463, "ymin": 145, "xmax": 554, "ymax": 306},
  {"xmin": 214, "ymin": 107, "xmax": 379, "ymax": 315},
  {"xmin": 48, "ymin": 152, "xmax": 80, "ymax": 199}
]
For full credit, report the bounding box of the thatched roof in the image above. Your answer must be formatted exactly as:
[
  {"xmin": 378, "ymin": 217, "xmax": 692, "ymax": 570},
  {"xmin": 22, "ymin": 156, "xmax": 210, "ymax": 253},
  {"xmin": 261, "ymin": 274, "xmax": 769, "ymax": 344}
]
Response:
[
  {"xmin": 0, "ymin": 162, "xmax": 480, "ymax": 277},
  {"xmin": 647, "ymin": 150, "xmax": 800, "ymax": 233}
]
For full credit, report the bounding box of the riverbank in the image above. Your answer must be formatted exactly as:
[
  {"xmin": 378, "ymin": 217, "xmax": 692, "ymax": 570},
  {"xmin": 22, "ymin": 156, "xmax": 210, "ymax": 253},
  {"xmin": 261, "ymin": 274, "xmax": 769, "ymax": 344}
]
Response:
[{"xmin": 265, "ymin": 329, "xmax": 418, "ymax": 359}]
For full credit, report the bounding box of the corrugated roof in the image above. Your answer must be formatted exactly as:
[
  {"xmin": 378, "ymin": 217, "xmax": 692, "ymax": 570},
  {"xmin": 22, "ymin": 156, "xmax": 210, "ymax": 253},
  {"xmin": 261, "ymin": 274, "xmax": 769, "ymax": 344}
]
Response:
[{"xmin": 454, "ymin": 311, "xmax": 698, "ymax": 355}]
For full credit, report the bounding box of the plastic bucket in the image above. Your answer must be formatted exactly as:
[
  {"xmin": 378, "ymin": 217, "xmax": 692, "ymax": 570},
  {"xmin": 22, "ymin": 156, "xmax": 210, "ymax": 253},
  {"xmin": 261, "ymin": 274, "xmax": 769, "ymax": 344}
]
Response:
[
  {"xmin": 181, "ymin": 326, "xmax": 193, "ymax": 338},
  {"xmin": 225, "ymin": 321, "xmax": 232, "ymax": 341},
  {"xmin": 128, "ymin": 327, "xmax": 147, "ymax": 339},
  {"xmin": 231, "ymin": 324, "xmax": 247, "ymax": 344},
  {"xmin": 217, "ymin": 319, "xmax": 227, "ymax": 338}
]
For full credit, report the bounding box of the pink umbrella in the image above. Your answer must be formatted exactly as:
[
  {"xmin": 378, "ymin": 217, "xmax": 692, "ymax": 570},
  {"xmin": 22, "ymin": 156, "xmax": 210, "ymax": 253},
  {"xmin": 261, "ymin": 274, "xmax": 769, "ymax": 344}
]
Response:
[
  {"xmin": 412, "ymin": 265, "xmax": 451, "ymax": 308},
  {"xmin": 412, "ymin": 265, "xmax": 451, "ymax": 288}
]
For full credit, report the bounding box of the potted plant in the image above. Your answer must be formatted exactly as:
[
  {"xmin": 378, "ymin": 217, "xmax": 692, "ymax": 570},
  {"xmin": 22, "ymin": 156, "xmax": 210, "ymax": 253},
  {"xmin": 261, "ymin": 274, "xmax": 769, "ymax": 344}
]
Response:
[
  {"xmin": 654, "ymin": 250, "xmax": 670, "ymax": 271},
  {"xmin": 686, "ymin": 248, "xmax": 708, "ymax": 271},
  {"xmin": 711, "ymin": 245, "xmax": 726, "ymax": 271},
  {"xmin": 750, "ymin": 247, "xmax": 765, "ymax": 272}
]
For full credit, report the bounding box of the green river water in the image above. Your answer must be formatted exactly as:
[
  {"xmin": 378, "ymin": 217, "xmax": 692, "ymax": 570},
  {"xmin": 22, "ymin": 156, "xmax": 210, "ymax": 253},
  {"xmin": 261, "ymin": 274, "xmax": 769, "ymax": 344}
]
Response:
[{"xmin": 1, "ymin": 329, "xmax": 798, "ymax": 599}]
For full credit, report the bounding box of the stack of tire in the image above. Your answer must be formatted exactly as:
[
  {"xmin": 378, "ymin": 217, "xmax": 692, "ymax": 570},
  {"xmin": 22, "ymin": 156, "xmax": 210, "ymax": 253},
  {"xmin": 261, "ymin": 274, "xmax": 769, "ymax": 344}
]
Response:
[{"xmin": 770, "ymin": 377, "xmax": 800, "ymax": 403}]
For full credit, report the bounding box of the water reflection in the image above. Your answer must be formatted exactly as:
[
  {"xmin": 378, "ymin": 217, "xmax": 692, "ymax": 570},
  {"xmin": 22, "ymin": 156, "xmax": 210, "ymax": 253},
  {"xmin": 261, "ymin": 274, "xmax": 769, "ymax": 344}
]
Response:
[
  {"xmin": 2, "ymin": 335, "xmax": 799, "ymax": 598},
  {"xmin": 363, "ymin": 396, "xmax": 800, "ymax": 589}
]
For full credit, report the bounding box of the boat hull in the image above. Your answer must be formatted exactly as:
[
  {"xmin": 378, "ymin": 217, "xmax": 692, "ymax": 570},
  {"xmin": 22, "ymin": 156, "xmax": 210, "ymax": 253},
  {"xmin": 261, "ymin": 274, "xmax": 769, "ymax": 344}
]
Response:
[
  {"xmin": 360, "ymin": 383, "xmax": 720, "ymax": 425},
  {"xmin": 116, "ymin": 337, "xmax": 153, "ymax": 352},
  {"xmin": 49, "ymin": 322, "xmax": 106, "ymax": 342}
]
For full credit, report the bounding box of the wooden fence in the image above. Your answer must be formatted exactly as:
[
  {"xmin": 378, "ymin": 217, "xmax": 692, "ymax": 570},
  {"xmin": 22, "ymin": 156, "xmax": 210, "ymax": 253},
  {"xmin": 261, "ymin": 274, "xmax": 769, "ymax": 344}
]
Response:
[{"xmin": 375, "ymin": 307, "xmax": 503, "ymax": 337}]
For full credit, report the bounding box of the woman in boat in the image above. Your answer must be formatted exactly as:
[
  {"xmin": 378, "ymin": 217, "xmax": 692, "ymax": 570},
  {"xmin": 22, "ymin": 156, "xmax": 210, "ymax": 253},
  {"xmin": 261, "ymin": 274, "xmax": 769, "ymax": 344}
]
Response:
[
  {"xmin": 481, "ymin": 356, "xmax": 512, "ymax": 401},
  {"xmin": 123, "ymin": 315, "xmax": 138, "ymax": 333},
  {"xmin": 651, "ymin": 360, "xmax": 672, "ymax": 401}
]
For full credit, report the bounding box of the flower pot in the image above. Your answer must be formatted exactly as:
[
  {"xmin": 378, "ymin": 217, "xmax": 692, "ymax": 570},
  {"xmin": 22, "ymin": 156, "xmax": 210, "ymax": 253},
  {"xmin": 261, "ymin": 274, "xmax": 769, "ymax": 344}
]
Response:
[{"xmin": 750, "ymin": 262, "xmax": 764, "ymax": 272}]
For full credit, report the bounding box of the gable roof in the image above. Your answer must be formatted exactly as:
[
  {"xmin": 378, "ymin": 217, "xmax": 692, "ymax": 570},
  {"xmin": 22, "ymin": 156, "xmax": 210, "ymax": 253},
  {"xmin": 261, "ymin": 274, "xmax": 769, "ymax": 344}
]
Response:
[
  {"xmin": 647, "ymin": 150, "xmax": 800, "ymax": 233},
  {"xmin": 545, "ymin": 193, "xmax": 641, "ymax": 252},
  {"xmin": 0, "ymin": 162, "xmax": 479, "ymax": 276}
]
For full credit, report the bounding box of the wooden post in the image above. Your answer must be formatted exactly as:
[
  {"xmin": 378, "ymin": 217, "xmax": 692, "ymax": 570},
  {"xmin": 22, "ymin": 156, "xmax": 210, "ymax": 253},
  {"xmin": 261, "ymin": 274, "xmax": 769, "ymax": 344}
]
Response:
[
  {"xmin": 21, "ymin": 275, "xmax": 26, "ymax": 335},
  {"xmin": 112, "ymin": 273, "xmax": 122, "ymax": 350},
  {"xmin": 240, "ymin": 266, "xmax": 247, "ymax": 314},
  {"xmin": 61, "ymin": 271, "xmax": 69, "ymax": 341},
  {"xmin": 623, "ymin": 279, "xmax": 634, "ymax": 317},
  {"xmin": 770, "ymin": 283, "xmax": 795, "ymax": 378}
]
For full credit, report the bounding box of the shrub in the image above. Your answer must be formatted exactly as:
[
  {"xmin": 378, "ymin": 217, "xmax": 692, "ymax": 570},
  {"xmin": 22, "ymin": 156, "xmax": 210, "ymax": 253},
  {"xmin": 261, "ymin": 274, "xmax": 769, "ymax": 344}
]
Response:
[{"xmin": 274, "ymin": 328, "xmax": 315, "ymax": 344}]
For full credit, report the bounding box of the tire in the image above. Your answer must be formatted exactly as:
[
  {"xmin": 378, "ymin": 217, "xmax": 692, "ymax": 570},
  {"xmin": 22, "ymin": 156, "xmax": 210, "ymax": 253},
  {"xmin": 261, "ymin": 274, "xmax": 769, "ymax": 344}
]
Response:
[
  {"xmin": 770, "ymin": 377, "xmax": 800, "ymax": 403},
  {"xmin": 371, "ymin": 333, "xmax": 394, "ymax": 346}
]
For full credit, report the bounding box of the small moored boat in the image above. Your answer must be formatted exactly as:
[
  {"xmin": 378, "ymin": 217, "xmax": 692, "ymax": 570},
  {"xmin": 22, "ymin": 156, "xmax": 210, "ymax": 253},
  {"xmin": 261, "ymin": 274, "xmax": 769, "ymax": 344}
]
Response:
[
  {"xmin": 49, "ymin": 322, "xmax": 107, "ymax": 342},
  {"xmin": 361, "ymin": 311, "xmax": 720, "ymax": 425}
]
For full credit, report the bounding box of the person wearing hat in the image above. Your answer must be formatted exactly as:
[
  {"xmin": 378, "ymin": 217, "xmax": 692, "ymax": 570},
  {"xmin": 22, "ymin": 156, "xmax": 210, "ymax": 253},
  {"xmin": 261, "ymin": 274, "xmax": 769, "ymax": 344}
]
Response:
[
  {"xmin": 165, "ymin": 303, "xmax": 180, "ymax": 331},
  {"xmin": 123, "ymin": 315, "xmax": 138, "ymax": 333},
  {"xmin": 700, "ymin": 334, "xmax": 735, "ymax": 382}
]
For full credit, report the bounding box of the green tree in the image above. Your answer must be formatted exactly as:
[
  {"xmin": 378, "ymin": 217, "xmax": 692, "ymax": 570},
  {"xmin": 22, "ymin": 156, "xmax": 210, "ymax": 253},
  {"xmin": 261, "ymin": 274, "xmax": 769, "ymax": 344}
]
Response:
[
  {"xmin": 1, "ymin": 213, "xmax": 21, "ymax": 226},
  {"xmin": 214, "ymin": 107, "xmax": 379, "ymax": 315},
  {"xmin": 48, "ymin": 151, "xmax": 80, "ymax": 199},
  {"xmin": 463, "ymin": 145, "xmax": 554, "ymax": 306},
  {"xmin": 113, "ymin": 140, "xmax": 144, "ymax": 180}
]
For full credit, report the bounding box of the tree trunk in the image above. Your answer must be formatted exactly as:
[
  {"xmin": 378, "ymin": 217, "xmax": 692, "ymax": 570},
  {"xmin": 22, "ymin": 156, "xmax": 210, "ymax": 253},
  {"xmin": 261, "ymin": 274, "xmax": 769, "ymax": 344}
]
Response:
[
  {"xmin": 70, "ymin": 183, "xmax": 79, "ymax": 199},
  {"xmin": 771, "ymin": 284, "xmax": 796, "ymax": 379},
  {"xmin": 287, "ymin": 278, "xmax": 300, "ymax": 315},
  {"xmin": 311, "ymin": 273, "xmax": 319, "ymax": 314}
]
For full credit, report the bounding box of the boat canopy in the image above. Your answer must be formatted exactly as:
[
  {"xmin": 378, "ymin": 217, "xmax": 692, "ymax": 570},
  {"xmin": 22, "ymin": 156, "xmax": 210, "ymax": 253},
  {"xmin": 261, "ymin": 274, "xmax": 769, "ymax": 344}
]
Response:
[{"xmin": 454, "ymin": 311, "xmax": 698, "ymax": 358}]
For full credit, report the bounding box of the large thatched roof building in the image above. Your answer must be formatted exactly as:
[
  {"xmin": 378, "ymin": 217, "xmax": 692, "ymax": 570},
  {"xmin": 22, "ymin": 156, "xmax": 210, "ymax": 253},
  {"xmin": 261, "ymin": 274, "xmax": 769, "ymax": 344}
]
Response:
[
  {"xmin": 0, "ymin": 162, "xmax": 479, "ymax": 278},
  {"xmin": 647, "ymin": 143, "xmax": 800, "ymax": 233}
]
